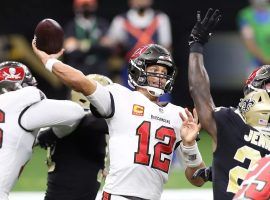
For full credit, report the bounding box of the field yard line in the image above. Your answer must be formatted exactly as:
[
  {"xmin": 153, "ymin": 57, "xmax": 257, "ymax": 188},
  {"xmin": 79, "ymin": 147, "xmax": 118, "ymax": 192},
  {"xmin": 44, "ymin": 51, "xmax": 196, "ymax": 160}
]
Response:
[{"xmin": 10, "ymin": 189, "xmax": 213, "ymax": 200}]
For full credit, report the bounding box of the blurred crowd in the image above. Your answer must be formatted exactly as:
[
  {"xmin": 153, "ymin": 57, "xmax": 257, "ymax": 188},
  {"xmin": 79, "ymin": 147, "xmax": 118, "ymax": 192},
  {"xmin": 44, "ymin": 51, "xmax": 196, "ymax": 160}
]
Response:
[{"xmin": 1, "ymin": 0, "xmax": 270, "ymax": 102}]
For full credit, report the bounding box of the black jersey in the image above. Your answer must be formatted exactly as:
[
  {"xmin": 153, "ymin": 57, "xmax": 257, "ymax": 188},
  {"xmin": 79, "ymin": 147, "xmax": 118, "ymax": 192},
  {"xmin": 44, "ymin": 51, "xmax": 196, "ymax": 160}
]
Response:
[
  {"xmin": 212, "ymin": 107, "xmax": 270, "ymax": 200},
  {"xmin": 45, "ymin": 114, "xmax": 108, "ymax": 200}
]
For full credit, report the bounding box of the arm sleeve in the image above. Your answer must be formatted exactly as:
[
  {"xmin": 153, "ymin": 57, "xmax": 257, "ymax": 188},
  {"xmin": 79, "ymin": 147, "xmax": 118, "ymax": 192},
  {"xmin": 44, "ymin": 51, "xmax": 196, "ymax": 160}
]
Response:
[
  {"xmin": 20, "ymin": 99, "xmax": 85, "ymax": 132},
  {"xmin": 86, "ymin": 82, "xmax": 113, "ymax": 117}
]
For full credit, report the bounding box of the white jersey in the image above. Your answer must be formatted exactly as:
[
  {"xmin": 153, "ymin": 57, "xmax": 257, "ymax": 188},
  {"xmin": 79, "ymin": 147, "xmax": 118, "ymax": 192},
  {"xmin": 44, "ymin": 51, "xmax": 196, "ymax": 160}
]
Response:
[
  {"xmin": 0, "ymin": 86, "xmax": 85, "ymax": 200},
  {"xmin": 103, "ymin": 84, "xmax": 185, "ymax": 200}
]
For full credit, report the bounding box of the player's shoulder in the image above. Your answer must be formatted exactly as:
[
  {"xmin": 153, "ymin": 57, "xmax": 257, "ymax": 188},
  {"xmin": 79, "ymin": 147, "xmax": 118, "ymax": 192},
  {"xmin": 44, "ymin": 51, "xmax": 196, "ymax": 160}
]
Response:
[
  {"xmin": 214, "ymin": 106, "xmax": 246, "ymax": 124},
  {"xmin": 106, "ymin": 83, "xmax": 131, "ymax": 94},
  {"xmin": 1, "ymin": 86, "xmax": 42, "ymax": 101},
  {"xmin": 214, "ymin": 106, "xmax": 236, "ymax": 114}
]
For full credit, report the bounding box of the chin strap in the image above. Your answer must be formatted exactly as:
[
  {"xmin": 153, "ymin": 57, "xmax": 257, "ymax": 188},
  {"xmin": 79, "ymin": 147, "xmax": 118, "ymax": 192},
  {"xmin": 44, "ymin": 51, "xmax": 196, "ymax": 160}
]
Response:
[{"xmin": 144, "ymin": 86, "xmax": 164, "ymax": 97}]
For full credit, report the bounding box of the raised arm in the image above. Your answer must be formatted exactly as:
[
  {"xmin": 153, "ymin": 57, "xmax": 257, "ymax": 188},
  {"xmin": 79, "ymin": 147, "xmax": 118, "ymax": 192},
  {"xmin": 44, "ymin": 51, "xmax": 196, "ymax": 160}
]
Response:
[
  {"xmin": 188, "ymin": 8, "xmax": 221, "ymax": 143},
  {"xmin": 32, "ymin": 40, "xmax": 96, "ymax": 96},
  {"xmin": 20, "ymin": 99, "xmax": 85, "ymax": 132},
  {"xmin": 32, "ymin": 40, "xmax": 113, "ymax": 117}
]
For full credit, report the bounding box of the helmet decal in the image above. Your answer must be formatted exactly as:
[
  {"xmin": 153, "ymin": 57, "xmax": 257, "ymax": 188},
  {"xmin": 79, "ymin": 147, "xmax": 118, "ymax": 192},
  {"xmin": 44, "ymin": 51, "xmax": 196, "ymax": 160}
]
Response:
[
  {"xmin": 130, "ymin": 45, "xmax": 149, "ymax": 61},
  {"xmin": 0, "ymin": 61, "xmax": 37, "ymax": 94},
  {"xmin": 0, "ymin": 66, "xmax": 25, "ymax": 82}
]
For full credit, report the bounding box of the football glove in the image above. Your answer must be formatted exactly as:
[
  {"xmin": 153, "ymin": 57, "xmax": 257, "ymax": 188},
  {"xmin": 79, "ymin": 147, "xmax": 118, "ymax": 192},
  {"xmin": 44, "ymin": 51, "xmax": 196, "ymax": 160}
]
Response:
[
  {"xmin": 189, "ymin": 8, "xmax": 222, "ymax": 46},
  {"xmin": 37, "ymin": 128, "xmax": 58, "ymax": 149},
  {"xmin": 192, "ymin": 166, "xmax": 212, "ymax": 182}
]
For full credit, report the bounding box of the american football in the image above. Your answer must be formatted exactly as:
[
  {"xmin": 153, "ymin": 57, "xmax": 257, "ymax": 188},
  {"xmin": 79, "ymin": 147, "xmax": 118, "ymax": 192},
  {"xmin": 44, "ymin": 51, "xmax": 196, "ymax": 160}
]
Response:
[{"xmin": 34, "ymin": 18, "xmax": 64, "ymax": 54}]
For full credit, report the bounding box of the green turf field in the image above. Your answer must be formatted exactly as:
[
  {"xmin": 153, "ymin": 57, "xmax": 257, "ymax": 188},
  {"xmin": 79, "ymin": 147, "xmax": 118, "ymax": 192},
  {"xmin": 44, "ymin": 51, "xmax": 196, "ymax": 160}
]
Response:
[{"xmin": 13, "ymin": 131, "xmax": 213, "ymax": 191}]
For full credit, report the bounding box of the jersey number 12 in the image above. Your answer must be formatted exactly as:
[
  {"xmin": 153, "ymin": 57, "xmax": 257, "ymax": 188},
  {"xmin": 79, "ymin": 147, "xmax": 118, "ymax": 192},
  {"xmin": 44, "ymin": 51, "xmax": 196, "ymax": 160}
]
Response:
[{"xmin": 134, "ymin": 121, "xmax": 176, "ymax": 173}]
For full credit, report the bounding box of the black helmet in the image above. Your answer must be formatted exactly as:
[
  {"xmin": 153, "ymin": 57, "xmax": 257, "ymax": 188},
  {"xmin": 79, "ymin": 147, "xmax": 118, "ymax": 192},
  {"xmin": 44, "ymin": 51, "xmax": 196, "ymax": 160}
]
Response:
[
  {"xmin": 244, "ymin": 65, "xmax": 270, "ymax": 96},
  {"xmin": 128, "ymin": 44, "xmax": 177, "ymax": 97},
  {"xmin": 0, "ymin": 61, "xmax": 37, "ymax": 94}
]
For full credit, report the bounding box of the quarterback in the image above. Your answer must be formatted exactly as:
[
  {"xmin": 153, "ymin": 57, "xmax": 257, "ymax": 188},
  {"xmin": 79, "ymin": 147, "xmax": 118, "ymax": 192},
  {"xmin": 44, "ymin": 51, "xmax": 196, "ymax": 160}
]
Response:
[{"xmin": 33, "ymin": 42, "xmax": 206, "ymax": 200}]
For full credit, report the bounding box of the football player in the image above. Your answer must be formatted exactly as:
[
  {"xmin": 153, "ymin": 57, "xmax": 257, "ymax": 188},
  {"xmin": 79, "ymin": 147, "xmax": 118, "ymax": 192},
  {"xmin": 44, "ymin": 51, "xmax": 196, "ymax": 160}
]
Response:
[
  {"xmin": 37, "ymin": 74, "xmax": 111, "ymax": 200},
  {"xmin": 32, "ymin": 42, "xmax": 206, "ymax": 200},
  {"xmin": 233, "ymin": 155, "xmax": 270, "ymax": 200},
  {"xmin": 188, "ymin": 8, "xmax": 270, "ymax": 200},
  {"xmin": 0, "ymin": 61, "xmax": 85, "ymax": 200}
]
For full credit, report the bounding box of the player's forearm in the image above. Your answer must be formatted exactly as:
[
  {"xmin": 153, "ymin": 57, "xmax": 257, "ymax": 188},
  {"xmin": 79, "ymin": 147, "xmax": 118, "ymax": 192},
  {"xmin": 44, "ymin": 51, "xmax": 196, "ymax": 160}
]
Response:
[
  {"xmin": 20, "ymin": 99, "xmax": 85, "ymax": 131},
  {"xmin": 188, "ymin": 53, "xmax": 212, "ymax": 104},
  {"xmin": 51, "ymin": 61, "xmax": 96, "ymax": 96},
  {"xmin": 188, "ymin": 52, "xmax": 217, "ymax": 138}
]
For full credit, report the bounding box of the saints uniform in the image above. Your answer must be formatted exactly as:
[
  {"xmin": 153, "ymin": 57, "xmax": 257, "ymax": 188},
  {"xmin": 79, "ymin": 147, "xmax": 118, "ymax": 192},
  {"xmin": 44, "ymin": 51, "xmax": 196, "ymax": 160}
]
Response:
[
  {"xmin": 91, "ymin": 83, "xmax": 185, "ymax": 200},
  {"xmin": 213, "ymin": 107, "xmax": 270, "ymax": 200},
  {"xmin": 45, "ymin": 114, "xmax": 108, "ymax": 200},
  {"xmin": 0, "ymin": 86, "xmax": 84, "ymax": 200}
]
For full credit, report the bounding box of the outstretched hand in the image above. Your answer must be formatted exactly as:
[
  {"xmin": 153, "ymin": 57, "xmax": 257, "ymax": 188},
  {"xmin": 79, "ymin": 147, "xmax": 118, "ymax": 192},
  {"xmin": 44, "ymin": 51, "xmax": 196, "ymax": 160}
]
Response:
[
  {"xmin": 32, "ymin": 38, "xmax": 65, "ymax": 65},
  {"xmin": 189, "ymin": 8, "xmax": 222, "ymax": 46},
  {"xmin": 179, "ymin": 108, "xmax": 201, "ymax": 146}
]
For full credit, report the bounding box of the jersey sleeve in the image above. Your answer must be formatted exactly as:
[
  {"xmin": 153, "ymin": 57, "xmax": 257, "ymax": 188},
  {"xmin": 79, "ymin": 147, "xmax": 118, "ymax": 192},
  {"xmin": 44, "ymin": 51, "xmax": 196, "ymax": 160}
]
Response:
[{"xmin": 20, "ymin": 99, "xmax": 85, "ymax": 131}]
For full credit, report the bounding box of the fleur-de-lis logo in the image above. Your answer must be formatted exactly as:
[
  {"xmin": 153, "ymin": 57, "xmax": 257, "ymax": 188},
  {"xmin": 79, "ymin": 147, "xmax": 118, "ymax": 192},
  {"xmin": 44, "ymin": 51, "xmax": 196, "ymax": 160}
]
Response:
[{"xmin": 239, "ymin": 98, "xmax": 255, "ymax": 113}]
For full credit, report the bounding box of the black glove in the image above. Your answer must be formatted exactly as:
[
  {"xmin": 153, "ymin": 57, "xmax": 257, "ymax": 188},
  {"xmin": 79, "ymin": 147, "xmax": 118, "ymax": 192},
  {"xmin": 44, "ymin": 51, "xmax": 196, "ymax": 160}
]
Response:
[
  {"xmin": 37, "ymin": 128, "xmax": 58, "ymax": 149},
  {"xmin": 189, "ymin": 8, "xmax": 222, "ymax": 50},
  {"xmin": 192, "ymin": 166, "xmax": 212, "ymax": 182}
]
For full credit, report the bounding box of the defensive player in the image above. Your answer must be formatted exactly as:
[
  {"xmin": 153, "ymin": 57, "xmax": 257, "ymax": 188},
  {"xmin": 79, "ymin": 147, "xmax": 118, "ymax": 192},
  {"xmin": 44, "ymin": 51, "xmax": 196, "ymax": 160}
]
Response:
[
  {"xmin": 37, "ymin": 74, "xmax": 112, "ymax": 200},
  {"xmin": 32, "ymin": 42, "xmax": 206, "ymax": 200},
  {"xmin": 188, "ymin": 8, "xmax": 270, "ymax": 199},
  {"xmin": 0, "ymin": 61, "xmax": 85, "ymax": 200}
]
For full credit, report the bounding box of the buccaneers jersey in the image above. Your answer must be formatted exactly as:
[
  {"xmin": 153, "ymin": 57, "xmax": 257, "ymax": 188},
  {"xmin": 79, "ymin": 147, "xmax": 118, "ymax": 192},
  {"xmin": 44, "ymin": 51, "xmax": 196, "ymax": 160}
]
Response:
[
  {"xmin": 213, "ymin": 107, "xmax": 270, "ymax": 200},
  {"xmin": 0, "ymin": 86, "xmax": 85, "ymax": 200},
  {"xmin": 100, "ymin": 84, "xmax": 185, "ymax": 200},
  {"xmin": 233, "ymin": 155, "xmax": 270, "ymax": 200},
  {"xmin": 0, "ymin": 86, "xmax": 42, "ymax": 199}
]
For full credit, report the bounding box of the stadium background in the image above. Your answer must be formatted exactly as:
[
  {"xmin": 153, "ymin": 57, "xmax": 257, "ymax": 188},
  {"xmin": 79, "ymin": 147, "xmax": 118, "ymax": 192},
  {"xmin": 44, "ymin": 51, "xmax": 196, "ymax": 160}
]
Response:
[{"xmin": 0, "ymin": 0, "xmax": 252, "ymax": 198}]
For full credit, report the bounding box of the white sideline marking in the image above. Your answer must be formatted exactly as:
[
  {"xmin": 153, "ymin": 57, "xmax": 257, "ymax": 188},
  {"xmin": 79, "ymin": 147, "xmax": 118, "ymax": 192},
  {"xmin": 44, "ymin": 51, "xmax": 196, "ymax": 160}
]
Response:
[{"xmin": 10, "ymin": 189, "xmax": 213, "ymax": 200}]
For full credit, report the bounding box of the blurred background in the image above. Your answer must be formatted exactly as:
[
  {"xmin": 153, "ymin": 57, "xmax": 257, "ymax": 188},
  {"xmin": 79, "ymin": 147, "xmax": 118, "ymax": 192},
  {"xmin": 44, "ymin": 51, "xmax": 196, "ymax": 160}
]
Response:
[
  {"xmin": 0, "ymin": 0, "xmax": 252, "ymax": 107},
  {"xmin": 1, "ymin": 0, "xmax": 267, "ymax": 195}
]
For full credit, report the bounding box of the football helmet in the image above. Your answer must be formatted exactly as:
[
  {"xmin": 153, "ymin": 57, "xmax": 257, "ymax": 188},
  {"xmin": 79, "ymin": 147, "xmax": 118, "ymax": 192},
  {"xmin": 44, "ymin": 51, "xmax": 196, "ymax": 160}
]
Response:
[
  {"xmin": 244, "ymin": 65, "xmax": 270, "ymax": 95},
  {"xmin": 239, "ymin": 65, "xmax": 270, "ymax": 132},
  {"xmin": 71, "ymin": 74, "xmax": 113, "ymax": 109},
  {"xmin": 0, "ymin": 61, "xmax": 37, "ymax": 94},
  {"xmin": 128, "ymin": 44, "xmax": 177, "ymax": 97}
]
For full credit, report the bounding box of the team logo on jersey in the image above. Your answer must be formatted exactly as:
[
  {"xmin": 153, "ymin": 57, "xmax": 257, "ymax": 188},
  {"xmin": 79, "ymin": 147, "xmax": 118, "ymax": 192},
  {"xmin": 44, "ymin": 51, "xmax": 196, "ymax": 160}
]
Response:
[
  {"xmin": 132, "ymin": 104, "xmax": 144, "ymax": 116},
  {"xmin": 0, "ymin": 67, "xmax": 25, "ymax": 82}
]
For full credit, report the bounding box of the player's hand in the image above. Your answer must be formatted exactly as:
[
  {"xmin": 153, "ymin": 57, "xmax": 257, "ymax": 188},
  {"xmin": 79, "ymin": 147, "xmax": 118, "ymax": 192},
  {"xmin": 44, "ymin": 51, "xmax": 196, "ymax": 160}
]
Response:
[
  {"xmin": 192, "ymin": 166, "xmax": 213, "ymax": 182},
  {"xmin": 37, "ymin": 128, "xmax": 58, "ymax": 149},
  {"xmin": 179, "ymin": 108, "xmax": 201, "ymax": 146},
  {"xmin": 32, "ymin": 38, "xmax": 64, "ymax": 65},
  {"xmin": 189, "ymin": 8, "xmax": 222, "ymax": 46}
]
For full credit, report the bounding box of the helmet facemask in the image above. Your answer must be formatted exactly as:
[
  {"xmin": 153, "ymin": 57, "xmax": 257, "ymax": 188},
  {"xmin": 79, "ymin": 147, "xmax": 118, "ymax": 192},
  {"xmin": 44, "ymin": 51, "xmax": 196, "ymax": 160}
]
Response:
[{"xmin": 128, "ymin": 44, "xmax": 177, "ymax": 97}]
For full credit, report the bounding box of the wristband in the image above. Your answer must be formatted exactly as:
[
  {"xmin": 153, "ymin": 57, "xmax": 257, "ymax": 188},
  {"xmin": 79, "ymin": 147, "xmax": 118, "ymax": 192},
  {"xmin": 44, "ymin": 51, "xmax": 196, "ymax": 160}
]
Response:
[
  {"xmin": 45, "ymin": 58, "xmax": 61, "ymax": 72},
  {"xmin": 180, "ymin": 142, "xmax": 203, "ymax": 168},
  {"xmin": 190, "ymin": 42, "xmax": 204, "ymax": 54}
]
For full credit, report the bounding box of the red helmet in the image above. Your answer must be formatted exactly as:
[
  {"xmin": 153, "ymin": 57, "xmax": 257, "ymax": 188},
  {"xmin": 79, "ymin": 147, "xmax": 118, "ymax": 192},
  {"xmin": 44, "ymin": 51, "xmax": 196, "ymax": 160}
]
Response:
[
  {"xmin": 0, "ymin": 61, "xmax": 37, "ymax": 94},
  {"xmin": 244, "ymin": 65, "xmax": 270, "ymax": 96},
  {"xmin": 128, "ymin": 44, "xmax": 177, "ymax": 97}
]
